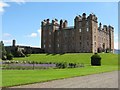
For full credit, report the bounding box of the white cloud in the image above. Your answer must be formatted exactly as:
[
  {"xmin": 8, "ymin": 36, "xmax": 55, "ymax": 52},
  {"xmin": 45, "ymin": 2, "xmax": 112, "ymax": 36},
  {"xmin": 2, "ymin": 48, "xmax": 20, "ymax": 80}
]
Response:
[
  {"xmin": 114, "ymin": 34, "xmax": 118, "ymax": 40},
  {"xmin": 0, "ymin": 1, "xmax": 9, "ymax": 13},
  {"xmin": 11, "ymin": 0, "xmax": 26, "ymax": 5},
  {"xmin": 3, "ymin": 33, "xmax": 11, "ymax": 37},
  {"xmin": 3, "ymin": 40, "xmax": 12, "ymax": 44},
  {"xmin": 27, "ymin": 33, "xmax": 37, "ymax": 38},
  {"xmin": 37, "ymin": 28, "xmax": 41, "ymax": 35},
  {"xmin": 114, "ymin": 42, "xmax": 119, "ymax": 49},
  {"xmin": 30, "ymin": 33, "xmax": 37, "ymax": 37},
  {"xmin": 0, "ymin": 0, "xmax": 26, "ymax": 13}
]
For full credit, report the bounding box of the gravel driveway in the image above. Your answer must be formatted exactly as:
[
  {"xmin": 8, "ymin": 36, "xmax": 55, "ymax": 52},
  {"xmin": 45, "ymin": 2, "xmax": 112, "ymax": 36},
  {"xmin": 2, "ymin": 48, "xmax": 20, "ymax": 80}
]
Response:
[{"xmin": 11, "ymin": 71, "xmax": 118, "ymax": 88}]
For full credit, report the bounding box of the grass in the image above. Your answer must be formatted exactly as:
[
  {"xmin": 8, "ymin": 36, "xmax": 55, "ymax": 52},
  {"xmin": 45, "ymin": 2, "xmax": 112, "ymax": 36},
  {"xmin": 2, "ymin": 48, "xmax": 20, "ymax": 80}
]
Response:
[
  {"xmin": 2, "ymin": 53, "xmax": 118, "ymax": 87},
  {"xmin": 2, "ymin": 65, "xmax": 118, "ymax": 87},
  {"xmin": 13, "ymin": 53, "xmax": 118, "ymax": 65}
]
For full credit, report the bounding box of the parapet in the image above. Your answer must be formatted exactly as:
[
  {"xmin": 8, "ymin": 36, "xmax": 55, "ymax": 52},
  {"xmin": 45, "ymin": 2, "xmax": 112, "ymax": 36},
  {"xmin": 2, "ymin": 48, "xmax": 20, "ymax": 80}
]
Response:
[
  {"xmin": 41, "ymin": 18, "xmax": 58, "ymax": 26},
  {"xmin": 98, "ymin": 24, "xmax": 114, "ymax": 33},
  {"xmin": 108, "ymin": 25, "xmax": 114, "ymax": 32},
  {"xmin": 82, "ymin": 13, "xmax": 86, "ymax": 19},
  {"xmin": 74, "ymin": 15, "xmax": 82, "ymax": 21},
  {"xmin": 87, "ymin": 13, "xmax": 98, "ymax": 22},
  {"xmin": 74, "ymin": 13, "xmax": 98, "ymax": 22}
]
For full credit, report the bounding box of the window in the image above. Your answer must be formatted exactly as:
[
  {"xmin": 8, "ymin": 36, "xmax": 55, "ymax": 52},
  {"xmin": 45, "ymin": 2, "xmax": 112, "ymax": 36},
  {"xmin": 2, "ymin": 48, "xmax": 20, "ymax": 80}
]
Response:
[
  {"xmin": 94, "ymin": 42, "xmax": 96, "ymax": 47},
  {"xmin": 86, "ymin": 22, "xmax": 88, "ymax": 26},
  {"xmin": 87, "ymin": 28, "xmax": 89, "ymax": 32},
  {"xmin": 72, "ymin": 32, "xmax": 74, "ymax": 35},
  {"xmin": 73, "ymin": 37, "xmax": 74, "ymax": 40},
  {"xmin": 49, "ymin": 44, "xmax": 51, "ymax": 47},
  {"xmin": 80, "ymin": 22, "xmax": 82, "ymax": 26},
  {"xmin": 65, "ymin": 32, "xmax": 67, "ymax": 37},
  {"xmin": 79, "ymin": 29, "xmax": 81, "ymax": 32},
  {"xmin": 49, "ymin": 39, "xmax": 51, "ymax": 42},
  {"xmin": 87, "ymin": 36, "xmax": 89, "ymax": 40},
  {"xmin": 57, "ymin": 44, "xmax": 59, "ymax": 48},
  {"xmin": 49, "ymin": 32, "xmax": 51, "ymax": 35},
  {"xmin": 44, "ymin": 44, "xmax": 46, "ymax": 48},
  {"xmin": 80, "ymin": 42, "xmax": 81, "ymax": 46},
  {"xmin": 58, "ymin": 32, "xmax": 59, "ymax": 35},
  {"xmin": 80, "ymin": 36, "xmax": 81, "ymax": 40},
  {"xmin": 44, "ymin": 40, "xmax": 45, "ymax": 43},
  {"xmin": 94, "ymin": 27, "xmax": 96, "ymax": 33},
  {"xmin": 87, "ymin": 42, "xmax": 89, "ymax": 45},
  {"xmin": 94, "ymin": 36, "xmax": 96, "ymax": 41}
]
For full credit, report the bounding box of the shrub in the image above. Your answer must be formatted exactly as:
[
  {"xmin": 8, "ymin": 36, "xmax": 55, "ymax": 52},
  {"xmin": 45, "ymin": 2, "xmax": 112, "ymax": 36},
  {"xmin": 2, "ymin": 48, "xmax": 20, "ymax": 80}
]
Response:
[
  {"xmin": 91, "ymin": 53, "xmax": 101, "ymax": 66},
  {"xmin": 68, "ymin": 63, "xmax": 77, "ymax": 68},
  {"xmin": 6, "ymin": 53, "xmax": 13, "ymax": 60},
  {"xmin": 56, "ymin": 62, "xmax": 67, "ymax": 69},
  {"xmin": 2, "ymin": 55, "xmax": 7, "ymax": 60}
]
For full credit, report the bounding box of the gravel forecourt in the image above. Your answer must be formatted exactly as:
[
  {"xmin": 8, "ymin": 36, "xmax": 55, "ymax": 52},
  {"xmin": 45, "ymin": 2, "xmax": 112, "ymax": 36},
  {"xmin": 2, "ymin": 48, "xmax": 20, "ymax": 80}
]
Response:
[{"xmin": 11, "ymin": 71, "xmax": 118, "ymax": 88}]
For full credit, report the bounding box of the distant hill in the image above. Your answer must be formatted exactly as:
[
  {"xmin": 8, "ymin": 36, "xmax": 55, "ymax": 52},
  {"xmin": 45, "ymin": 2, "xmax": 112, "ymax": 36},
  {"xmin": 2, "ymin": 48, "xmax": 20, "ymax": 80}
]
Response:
[{"xmin": 114, "ymin": 49, "xmax": 120, "ymax": 54}]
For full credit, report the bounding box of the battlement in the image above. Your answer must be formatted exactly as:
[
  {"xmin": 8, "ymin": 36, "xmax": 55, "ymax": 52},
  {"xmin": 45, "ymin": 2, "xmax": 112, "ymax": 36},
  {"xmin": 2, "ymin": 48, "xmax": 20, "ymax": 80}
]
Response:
[
  {"xmin": 41, "ymin": 18, "xmax": 68, "ymax": 30},
  {"xmin": 74, "ymin": 13, "xmax": 98, "ymax": 22},
  {"xmin": 41, "ymin": 13, "xmax": 113, "ymax": 32},
  {"xmin": 41, "ymin": 18, "xmax": 58, "ymax": 26},
  {"xmin": 98, "ymin": 22, "xmax": 114, "ymax": 33}
]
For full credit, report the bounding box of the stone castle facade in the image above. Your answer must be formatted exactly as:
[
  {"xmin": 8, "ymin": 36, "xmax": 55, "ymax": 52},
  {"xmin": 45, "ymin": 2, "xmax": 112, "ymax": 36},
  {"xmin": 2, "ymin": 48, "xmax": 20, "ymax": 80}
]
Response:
[{"xmin": 41, "ymin": 13, "xmax": 114, "ymax": 53}]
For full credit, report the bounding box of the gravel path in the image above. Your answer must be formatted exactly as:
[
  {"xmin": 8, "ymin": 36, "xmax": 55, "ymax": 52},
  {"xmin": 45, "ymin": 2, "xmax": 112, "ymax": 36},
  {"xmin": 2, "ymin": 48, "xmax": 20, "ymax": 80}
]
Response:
[{"xmin": 11, "ymin": 71, "xmax": 118, "ymax": 88}]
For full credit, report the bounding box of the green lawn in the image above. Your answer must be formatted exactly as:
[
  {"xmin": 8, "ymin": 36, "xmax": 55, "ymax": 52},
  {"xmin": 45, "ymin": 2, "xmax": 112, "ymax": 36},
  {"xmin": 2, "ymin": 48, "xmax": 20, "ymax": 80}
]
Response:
[
  {"xmin": 2, "ymin": 53, "xmax": 118, "ymax": 87},
  {"xmin": 13, "ymin": 53, "xmax": 118, "ymax": 65},
  {"xmin": 2, "ymin": 65, "xmax": 118, "ymax": 87}
]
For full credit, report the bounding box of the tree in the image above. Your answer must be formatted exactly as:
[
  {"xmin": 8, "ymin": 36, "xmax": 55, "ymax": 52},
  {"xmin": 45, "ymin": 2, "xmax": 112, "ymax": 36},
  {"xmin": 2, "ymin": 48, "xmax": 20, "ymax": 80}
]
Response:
[
  {"xmin": 6, "ymin": 52, "xmax": 13, "ymax": 60},
  {"xmin": 0, "ymin": 41, "xmax": 7, "ymax": 60}
]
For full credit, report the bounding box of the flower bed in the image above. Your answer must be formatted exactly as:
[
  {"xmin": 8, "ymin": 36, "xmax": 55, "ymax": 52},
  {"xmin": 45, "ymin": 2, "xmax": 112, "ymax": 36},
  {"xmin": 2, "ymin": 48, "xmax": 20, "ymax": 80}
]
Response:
[{"xmin": 2, "ymin": 60, "xmax": 84, "ymax": 70}]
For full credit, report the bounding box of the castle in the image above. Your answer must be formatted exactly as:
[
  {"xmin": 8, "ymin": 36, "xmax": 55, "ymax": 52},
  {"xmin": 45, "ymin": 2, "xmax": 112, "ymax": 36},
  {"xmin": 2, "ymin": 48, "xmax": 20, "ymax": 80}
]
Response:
[
  {"xmin": 41, "ymin": 13, "xmax": 114, "ymax": 53},
  {"xmin": 5, "ymin": 40, "xmax": 44, "ymax": 55}
]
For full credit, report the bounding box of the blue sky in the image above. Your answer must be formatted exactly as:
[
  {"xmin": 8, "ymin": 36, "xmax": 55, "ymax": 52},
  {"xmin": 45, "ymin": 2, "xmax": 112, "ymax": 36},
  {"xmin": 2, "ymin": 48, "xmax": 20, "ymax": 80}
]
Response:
[{"xmin": 1, "ymin": 2, "xmax": 118, "ymax": 49}]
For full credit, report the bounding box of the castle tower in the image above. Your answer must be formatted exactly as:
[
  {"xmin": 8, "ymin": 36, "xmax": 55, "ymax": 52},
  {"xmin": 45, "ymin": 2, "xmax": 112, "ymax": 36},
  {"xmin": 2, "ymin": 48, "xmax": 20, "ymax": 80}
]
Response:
[
  {"xmin": 12, "ymin": 39, "xmax": 16, "ymax": 47},
  {"xmin": 41, "ymin": 18, "xmax": 59, "ymax": 53},
  {"xmin": 108, "ymin": 25, "xmax": 114, "ymax": 52},
  {"xmin": 87, "ymin": 13, "xmax": 98, "ymax": 53},
  {"xmin": 74, "ymin": 15, "xmax": 82, "ymax": 52}
]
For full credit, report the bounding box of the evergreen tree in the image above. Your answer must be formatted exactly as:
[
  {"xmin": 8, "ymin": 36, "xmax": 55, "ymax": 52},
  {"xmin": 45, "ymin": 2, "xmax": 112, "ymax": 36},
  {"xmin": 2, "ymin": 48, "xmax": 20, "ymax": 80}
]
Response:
[{"xmin": 0, "ymin": 41, "xmax": 7, "ymax": 60}]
